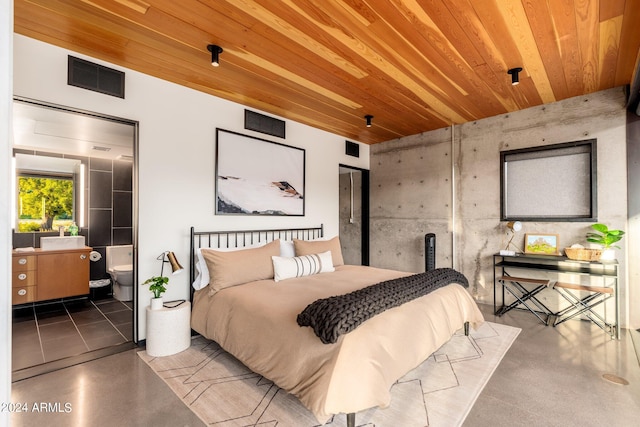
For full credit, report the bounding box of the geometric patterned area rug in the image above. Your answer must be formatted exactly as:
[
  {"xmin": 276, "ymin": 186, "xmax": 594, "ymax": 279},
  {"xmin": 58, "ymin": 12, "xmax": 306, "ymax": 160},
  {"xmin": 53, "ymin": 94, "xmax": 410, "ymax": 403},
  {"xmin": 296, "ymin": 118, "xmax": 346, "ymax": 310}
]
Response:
[{"xmin": 138, "ymin": 321, "xmax": 520, "ymax": 427}]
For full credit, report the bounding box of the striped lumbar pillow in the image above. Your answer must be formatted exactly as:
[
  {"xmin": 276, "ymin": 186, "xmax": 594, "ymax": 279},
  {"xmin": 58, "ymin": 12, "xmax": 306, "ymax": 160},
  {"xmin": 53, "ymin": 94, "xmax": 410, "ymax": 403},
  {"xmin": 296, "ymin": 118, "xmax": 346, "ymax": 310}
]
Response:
[{"xmin": 272, "ymin": 251, "xmax": 335, "ymax": 282}]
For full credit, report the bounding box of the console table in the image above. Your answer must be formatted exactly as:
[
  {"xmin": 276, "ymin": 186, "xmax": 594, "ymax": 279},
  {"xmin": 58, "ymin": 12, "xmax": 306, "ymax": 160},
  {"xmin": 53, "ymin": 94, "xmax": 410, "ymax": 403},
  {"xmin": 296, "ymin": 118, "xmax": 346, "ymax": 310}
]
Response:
[{"xmin": 493, "ymin": 253, "xmax": 619, "ymax": 339}]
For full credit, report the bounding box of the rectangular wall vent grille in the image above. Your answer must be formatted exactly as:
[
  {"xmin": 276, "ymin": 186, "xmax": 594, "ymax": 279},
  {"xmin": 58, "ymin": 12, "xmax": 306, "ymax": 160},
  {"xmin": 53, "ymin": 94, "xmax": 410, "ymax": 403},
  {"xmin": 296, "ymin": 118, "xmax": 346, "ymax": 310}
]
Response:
[
  {"xmin": 244, "ymin": 110, "xmax": 286, "ymax": 138},
  {"xmin": 345, "ymin": 140, "xmax": 360, "ymax": 157},
  {"xmin": 68, "ymin": 56, "xmax": 125, "ymax": 98}
]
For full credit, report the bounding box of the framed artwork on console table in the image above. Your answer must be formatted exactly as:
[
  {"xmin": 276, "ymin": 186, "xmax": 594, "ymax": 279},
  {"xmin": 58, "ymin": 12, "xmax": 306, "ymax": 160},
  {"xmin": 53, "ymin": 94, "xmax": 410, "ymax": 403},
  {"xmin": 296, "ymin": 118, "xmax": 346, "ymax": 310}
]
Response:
[
  {"xmin": 524, "ymin": 233, "xmax": 559, "ymax": 255},
  {"xmin": 215, "ymin": 129, "xmax": 305, "ymax": 216}
]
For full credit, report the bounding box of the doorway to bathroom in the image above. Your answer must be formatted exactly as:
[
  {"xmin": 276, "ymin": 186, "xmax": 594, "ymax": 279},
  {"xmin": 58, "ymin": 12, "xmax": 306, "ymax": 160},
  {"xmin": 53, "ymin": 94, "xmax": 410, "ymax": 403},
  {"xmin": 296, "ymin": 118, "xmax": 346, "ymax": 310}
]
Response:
[
  {"xmin": 339, "ymin": 165, "xmax": 369, "ymax": 266},
  {"xmin": 11, "ymin": 98, "xmax": 138, "ymax": 380}
]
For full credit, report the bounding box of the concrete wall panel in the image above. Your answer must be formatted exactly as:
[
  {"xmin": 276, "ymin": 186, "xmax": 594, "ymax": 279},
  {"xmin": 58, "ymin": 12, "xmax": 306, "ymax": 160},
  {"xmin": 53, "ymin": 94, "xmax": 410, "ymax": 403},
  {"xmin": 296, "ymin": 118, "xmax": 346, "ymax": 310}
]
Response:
[{"xmin": 371, "ymin": 87, "xmax": 632, "ymax": 327}]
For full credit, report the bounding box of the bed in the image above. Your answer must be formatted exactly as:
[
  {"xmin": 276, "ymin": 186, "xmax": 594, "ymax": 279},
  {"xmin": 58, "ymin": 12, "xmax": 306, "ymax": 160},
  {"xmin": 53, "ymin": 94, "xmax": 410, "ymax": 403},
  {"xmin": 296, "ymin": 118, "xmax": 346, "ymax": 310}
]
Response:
[{"xmin": 189, "ymin": 225, "xmax": 484, "ymax": 426}]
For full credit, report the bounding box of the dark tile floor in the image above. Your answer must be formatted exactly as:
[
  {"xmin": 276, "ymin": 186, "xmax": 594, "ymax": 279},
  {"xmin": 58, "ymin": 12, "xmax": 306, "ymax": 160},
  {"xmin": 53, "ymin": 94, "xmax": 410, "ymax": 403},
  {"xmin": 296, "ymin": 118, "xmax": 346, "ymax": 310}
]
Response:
[{"xmin": 12, "ymin": 297, "xmax": 133, "ymax": 371}]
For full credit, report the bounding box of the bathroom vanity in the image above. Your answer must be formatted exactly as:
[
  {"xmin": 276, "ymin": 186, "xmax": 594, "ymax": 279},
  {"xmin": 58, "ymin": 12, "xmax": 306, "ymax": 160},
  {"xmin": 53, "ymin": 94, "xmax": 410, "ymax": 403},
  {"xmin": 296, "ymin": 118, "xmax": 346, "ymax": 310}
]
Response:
[{"xmin": 12, "ymin": 247, "xmax": 92, "ymax": 305}]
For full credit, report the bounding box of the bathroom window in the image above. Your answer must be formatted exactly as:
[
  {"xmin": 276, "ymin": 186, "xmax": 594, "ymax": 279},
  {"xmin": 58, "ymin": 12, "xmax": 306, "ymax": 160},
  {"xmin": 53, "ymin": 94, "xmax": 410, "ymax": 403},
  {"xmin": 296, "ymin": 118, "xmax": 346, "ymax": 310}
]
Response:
[{"xmin": 16, "ymin": 172, "xmax": 76, "ymax": 232}]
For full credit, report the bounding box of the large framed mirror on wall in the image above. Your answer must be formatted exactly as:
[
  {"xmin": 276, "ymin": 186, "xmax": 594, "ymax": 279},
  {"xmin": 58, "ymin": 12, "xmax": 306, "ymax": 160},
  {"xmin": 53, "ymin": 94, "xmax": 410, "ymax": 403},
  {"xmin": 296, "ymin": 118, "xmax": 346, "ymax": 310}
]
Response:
[
  {"xmin": 13, "ymin": 153, "xmax": 84, "ymax": 233},
  {"xmin": 501, "ymin": 139, "xmax": 597, "ymax": 222}
]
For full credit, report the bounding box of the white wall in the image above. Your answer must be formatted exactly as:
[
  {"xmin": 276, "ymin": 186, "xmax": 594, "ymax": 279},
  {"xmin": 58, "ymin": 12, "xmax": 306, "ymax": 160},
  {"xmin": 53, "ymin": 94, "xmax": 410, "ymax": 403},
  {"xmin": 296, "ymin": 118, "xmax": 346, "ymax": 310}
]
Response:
[
  {"xmin": 1, "ymin": 0, "xmax": 13, "ymax": 422},
  {"xmin": 12, "ymin": 34, "xmax": 369, "ymax": 340}
]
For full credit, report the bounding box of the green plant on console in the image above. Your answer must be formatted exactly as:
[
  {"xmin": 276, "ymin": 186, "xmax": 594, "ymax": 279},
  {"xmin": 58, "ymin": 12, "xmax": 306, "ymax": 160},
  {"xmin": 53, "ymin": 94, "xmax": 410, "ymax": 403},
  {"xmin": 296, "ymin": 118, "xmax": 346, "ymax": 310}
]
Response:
[
  {"xmin": 143, "ymin": 276, "xmax": 169, "ymax": 299},
  {"xmin": 586, "ymin": 223, "xmax": 625, "ymax": 249}
]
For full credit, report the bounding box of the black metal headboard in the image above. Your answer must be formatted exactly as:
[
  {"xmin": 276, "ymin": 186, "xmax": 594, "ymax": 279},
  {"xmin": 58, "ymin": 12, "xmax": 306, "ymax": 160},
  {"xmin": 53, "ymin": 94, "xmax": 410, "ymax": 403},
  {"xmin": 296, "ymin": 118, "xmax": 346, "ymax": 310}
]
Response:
[{"xmin": 189, "ymin": 224, "xmax": 324, "ymax": 299}]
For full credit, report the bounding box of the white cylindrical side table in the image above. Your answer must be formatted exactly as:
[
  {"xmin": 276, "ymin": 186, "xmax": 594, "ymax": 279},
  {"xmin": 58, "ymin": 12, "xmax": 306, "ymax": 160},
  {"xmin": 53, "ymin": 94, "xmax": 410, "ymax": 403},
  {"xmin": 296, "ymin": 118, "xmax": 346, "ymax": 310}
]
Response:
[{"xmin": 146, "ymin": 300, "xmax": 191, "ymax": 357}]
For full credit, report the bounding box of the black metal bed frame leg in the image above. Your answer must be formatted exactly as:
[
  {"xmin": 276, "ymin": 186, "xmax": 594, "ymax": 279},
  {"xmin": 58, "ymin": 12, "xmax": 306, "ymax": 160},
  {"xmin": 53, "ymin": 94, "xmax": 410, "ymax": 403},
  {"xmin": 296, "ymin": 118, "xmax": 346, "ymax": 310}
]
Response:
[
  {"xmin": 346, "ymin": 412, "xmax": 355, "ymax": 427},
  {"xmin": 464, "ymin": 321, "xmax": 470, "ymax": 336}
]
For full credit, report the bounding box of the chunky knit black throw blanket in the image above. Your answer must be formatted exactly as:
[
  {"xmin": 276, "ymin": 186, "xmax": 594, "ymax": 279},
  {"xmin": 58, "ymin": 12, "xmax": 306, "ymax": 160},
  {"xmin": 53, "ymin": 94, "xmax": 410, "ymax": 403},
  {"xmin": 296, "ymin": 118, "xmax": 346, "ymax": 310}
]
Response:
[{"xmin": 297, "ymin": 268, "xmax": 469, "ymax": 344}]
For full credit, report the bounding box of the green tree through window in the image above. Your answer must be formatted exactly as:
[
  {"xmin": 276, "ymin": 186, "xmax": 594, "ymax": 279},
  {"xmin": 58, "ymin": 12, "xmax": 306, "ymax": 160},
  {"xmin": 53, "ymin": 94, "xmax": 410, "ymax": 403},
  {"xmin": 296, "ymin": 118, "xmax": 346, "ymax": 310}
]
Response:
[{"xmin": 18, "ymin": 175, "xmax": 74, "ymax": 232}]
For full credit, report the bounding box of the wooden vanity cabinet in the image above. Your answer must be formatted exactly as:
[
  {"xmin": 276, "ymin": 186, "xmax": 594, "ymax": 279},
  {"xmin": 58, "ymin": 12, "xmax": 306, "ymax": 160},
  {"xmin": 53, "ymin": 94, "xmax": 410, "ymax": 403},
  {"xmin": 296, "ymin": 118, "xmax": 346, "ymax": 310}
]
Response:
[
  {"xmin": 12, "ymin": 247, "xmax": 92, "ymax": 304},
  {"xmin": 11, "ymin": 254, "xmax": 37, "ymax": 305}
]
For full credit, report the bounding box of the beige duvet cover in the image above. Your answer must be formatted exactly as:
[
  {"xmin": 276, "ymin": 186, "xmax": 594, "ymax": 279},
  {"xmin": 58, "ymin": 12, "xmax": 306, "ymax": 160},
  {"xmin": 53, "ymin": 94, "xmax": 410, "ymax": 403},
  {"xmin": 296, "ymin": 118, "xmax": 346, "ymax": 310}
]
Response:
[{"xmin": 191, "ymin": 265, "xmax": 484, "ymax": 424}]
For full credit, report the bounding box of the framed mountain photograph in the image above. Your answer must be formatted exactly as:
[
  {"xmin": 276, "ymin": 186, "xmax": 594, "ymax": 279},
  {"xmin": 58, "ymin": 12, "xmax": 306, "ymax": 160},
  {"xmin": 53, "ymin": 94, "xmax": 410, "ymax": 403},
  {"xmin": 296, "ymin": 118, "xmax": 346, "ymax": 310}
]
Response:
[{"xmin": 215, "ymin": 129, "xmax": 305, "ymax": 216}]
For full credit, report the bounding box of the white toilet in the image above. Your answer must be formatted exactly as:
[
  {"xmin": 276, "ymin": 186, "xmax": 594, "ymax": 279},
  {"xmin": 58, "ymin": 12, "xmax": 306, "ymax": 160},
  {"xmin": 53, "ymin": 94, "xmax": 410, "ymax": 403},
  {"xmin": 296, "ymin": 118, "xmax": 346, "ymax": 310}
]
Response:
[{"xmin": 106, "ymin": 245, "xmax": 134, "ymax": 301}]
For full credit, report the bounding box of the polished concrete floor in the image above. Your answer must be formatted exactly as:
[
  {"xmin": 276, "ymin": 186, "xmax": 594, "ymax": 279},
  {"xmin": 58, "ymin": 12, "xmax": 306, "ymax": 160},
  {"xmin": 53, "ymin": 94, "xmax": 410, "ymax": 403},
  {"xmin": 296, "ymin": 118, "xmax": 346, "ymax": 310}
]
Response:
[
  {"xmin": 465, "ymin": 305, "xmax": 640, "ymax": 427},
  {"xmin": 10, "ymin": 303, "xmax": 640, "ymax": 427}
]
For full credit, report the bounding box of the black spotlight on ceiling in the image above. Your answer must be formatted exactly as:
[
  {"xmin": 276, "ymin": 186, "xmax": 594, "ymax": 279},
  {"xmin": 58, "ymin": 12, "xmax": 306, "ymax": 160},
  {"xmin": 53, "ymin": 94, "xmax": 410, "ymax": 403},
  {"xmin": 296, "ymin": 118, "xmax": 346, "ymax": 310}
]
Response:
[
  {"xmin": 207, "ymin": 44, "xmax": 223, "ymax": 67},
  {"xmin": 507, "ymin": 67, "xmax": 523, "ymax": 85},
  {"xmin": 365, "ymin": 114, "xmax": 373, "ymax": 127}
]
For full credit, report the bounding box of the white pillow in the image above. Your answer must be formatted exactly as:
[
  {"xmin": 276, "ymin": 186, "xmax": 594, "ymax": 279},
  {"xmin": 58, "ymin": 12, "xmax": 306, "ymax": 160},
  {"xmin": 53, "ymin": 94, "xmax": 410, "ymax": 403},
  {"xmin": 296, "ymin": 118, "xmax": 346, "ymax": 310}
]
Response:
[
  {"xmin": 280, "ymin": 240, "xmax": 295, "ymax": 258},
  {"xmin": 272, "ymin": 250, "xmax": 335, "ymax": 282},
  {"xmin": 192, "ymin": 248, "xmax": 210, "ymax": 290},
  {"xmin": 192, "ymin": 241, "xmax": 270, "ymax": 290}
]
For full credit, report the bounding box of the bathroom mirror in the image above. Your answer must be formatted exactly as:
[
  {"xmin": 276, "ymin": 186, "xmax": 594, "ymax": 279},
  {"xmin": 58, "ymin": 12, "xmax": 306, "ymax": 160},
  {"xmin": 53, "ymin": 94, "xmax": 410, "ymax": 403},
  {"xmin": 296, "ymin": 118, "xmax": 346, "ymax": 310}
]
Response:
[{"xmin": 14, "ymin": 153, "xmax": 83, "ymax": 232}]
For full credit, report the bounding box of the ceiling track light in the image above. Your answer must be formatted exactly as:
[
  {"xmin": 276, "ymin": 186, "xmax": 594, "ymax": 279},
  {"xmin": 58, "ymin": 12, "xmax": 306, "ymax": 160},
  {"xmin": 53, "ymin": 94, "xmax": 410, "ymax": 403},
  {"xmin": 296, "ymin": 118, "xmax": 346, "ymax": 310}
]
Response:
[
  {"xmin": 365, "ymin": 114, "xmax": 373, "ymax": 127},
  {"xmin": 207, "ymin": 44, "xmax": 223, "ymax": 67},
  {"xmin": 507, "ymin": 67, "xmax": 523, "ymax": 85}
]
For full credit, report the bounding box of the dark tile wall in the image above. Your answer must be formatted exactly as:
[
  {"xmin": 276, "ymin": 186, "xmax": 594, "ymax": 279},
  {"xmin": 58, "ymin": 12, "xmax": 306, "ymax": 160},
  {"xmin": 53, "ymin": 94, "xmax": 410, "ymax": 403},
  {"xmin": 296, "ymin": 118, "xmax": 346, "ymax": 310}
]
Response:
[
  {"xmin": 88, "ymin": 158, "xmax": 133, "ymax": 280},
  {"xmin": 12, "ymin": 150, "xmax": 134, "ymax": 281},
  {"xmin": 88, "ymin": 209, "xmax": 112, "ymax": 247},
  {"xmin": 113, "ymin": 161, "xmax": 133, "ymax": 191},
  {"xmin": 89, "ymin": 170, "xmax": 113, "ymax": 209}
]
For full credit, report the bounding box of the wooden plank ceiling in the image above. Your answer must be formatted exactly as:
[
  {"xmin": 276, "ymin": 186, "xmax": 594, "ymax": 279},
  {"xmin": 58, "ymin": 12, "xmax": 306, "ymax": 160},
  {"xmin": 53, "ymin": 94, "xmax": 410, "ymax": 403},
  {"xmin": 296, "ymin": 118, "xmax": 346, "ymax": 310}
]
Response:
[{"xmin": 13, "ymin": 0, "xmax": 640, "ymax": 144}]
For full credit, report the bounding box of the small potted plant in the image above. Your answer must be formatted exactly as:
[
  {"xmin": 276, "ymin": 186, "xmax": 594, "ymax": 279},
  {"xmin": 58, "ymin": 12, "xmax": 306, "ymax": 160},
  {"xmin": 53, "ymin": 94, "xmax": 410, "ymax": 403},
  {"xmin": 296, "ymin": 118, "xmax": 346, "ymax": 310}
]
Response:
[
  {"xmin": 143, "ymin": 276, "xmax": 169, "ymax": 310},
  {"xmin": 586, "ymin": 223, "xmax": 625, "ymax": 261}
]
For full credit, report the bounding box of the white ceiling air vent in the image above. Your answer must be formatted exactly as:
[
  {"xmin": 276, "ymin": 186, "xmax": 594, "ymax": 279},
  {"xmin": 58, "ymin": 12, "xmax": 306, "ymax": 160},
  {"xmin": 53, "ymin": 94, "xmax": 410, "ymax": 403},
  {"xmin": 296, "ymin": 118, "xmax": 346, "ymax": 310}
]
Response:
[{"xmin": 92, "ymin": 145, "xmax": 111, "ymax": 152}]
